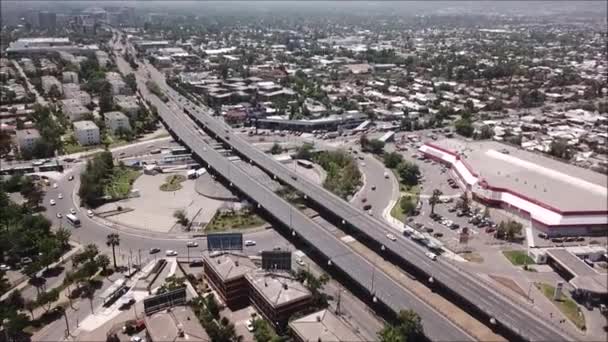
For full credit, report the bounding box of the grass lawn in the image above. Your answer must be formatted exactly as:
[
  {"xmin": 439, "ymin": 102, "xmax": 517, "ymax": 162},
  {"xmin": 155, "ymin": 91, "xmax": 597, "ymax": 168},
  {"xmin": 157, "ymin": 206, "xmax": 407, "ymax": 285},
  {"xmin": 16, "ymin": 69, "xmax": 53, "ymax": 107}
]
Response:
[
  {"xmin": 502, "ymin": 250, "xmax": 535, "ymax": 266},
  {"xmin": 206, "ymin": 210, "xmax": 266, "ymax": 231},
  {"xmin": 535, "ymin": 282, "xmax": 586, "ymax": 330},
  {"xmin": 390, "ymin": 198, "xmax": 406, "ymax": 222},
  {"xmin": 160, "ymin": 174, "xmax": 186, "ymax": 192},
  {"xmin": 104, "ymin": 167, "xmax": 141, "ymax": 199}
]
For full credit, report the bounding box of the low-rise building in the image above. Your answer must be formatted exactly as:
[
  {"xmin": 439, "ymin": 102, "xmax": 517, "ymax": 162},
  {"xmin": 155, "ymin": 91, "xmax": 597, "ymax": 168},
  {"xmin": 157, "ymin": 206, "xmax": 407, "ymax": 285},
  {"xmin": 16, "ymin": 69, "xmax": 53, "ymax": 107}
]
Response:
[
  {"xmin": 289, "ymin": 309, "xmax": 366, "ymax": 342},
  {"xmin": 247, "ymin": 271, "xmax": 312, "ymax": 328},
  {"xmin": 106, "ymin": 72, "xmax": 128, "ymax": 95},
  {"xmin": 114, "ymin": 95, "xmax": 140, "ymax": 118},
  {"xmin": 61, "ymin": 99, "xmax": 91, "ymax": 121},
  {"xmin": 62, "ymin": 71, "xmax": 79, "ymax": 84},
  {"xmin": 15, "ymin": 128, "xmax": 41, "ymax": 152},
  {"xmin": 73, "ymin": 120, "xmax": 100, "ymax": 146},
  {"xmin": 104, "ymin": 111, "xmax": 131, "ymax": 134},
  {"xmin": 40, "ymin": 75, "xmax": 62, "ymax": 95},
  {"xmin": 202, "ymin": 251, "xmax": 256, "ymax": 309},
  {"xmin": 145, "ymin": 306, "xmax": 209, "ymax": 342}
]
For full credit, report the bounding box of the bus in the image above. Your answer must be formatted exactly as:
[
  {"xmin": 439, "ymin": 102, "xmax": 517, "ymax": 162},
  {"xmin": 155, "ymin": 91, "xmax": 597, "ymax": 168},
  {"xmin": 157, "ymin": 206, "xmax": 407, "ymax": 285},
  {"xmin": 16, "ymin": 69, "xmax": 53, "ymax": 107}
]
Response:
[
  {"xmin": 66, "ymin": 214, "xmax": 81, "ymax": 227},
  {"xmin": 296, "ymin": 160, "xmax": 314, "ymax": 169}
]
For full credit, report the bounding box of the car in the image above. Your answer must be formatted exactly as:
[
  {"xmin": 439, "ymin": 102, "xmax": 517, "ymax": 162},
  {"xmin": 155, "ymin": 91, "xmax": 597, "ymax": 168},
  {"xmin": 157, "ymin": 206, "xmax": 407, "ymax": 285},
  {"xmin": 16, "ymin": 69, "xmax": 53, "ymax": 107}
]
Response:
[
  {"xmin": 361, "ymin": 197, "xmax": 367, "ymax": 203},
  {"xmin": 551, "ymin": 238, "xmax": 564, "ymax": 243},
  {"xmin": 371, "ymin": 185, "xmax": 376, "ymax": 191},
  {"xmin": 386, "ymin": 233, "xmax": 397, "ymax": 241},
  {"xmin": 367, "ymin": 209, "xmax": 373, "ymax": 216},
  {"xmin": 448, "ymin": 207, "xmax": 457, "ymax": 213},
  {"xmin": 363, "ymin": 204, "xmax": 372, "ymax": 211},
  {"xmin": 187, "ymin": 241, "xmax": 199, "ymax": 248},
  {"xmin": 485, "ymin": 227, "xmax": 496, "ymax": 233},
  {"xmin": 190, "ymin": 259, "xmax": 204, "ymax": 266},
  {"xmin": 130, "ymin": 336, "xmax": 143, "ymax": 342},
  {"xmin": 149, "ymin": 248, "xmax": 161, "ymax": 254},
  {"xmin": 58, "ymin": 193, "xmax": 63, "ymax": 199},
  {"xmin": 53, "ymin": 183, "xmax": 58, "ymax": 189},
  {"xmin": 87, "ymin": 210, "xmax": 94, "ymax": 217},
  {"xmin": 68, "ymin": 175, "xmax": 74, "ymax": 181},
  {"xmin": 576, "ymin": 237, "xmax": 585, "ymax": 242},
  {"xmin": 451, "ymin": 223, "xmax": 460, "ymax": 229},
  {"xmin": 424, "ymin": 227, "xmax": 434, "ymax": 233},
  {"xmin": 433, "ymin": 232, "xmax": 444, "ymax": 238},
  {"xmin": 56, "ymin": 213, "xmax": 63, "ymax": 219},
  {"xmin": 0, "ymin": 264, "xmax": 11, "ymax": 271},
  {"xmin": 425, "ymin": 252, "xmax": 437, "ymax": 261},
  {"xmin": 296, "ymin": 257, "xmax": 306, "ymax": 266},
  {"xmin": 50, "ymin": 199, "xmax": 56, "ymax": 206},
  {"xmin": 20, "ymin": 257, "xmax": 33, "ymax": 265},
  {"xmin": 70, "ymin": 208, "xmax": 76, "ymax": 215},
  {"xmin": 165, "ymin": 250, "xmax": 178, "ymax": 256},
  {"xmin": 245, "ymin": 319, "xmax": 254, "ymax": 332},
  {"xmin": 565, "ymin": 237, "xmax": 576, "ymax": 242},
  {"xmin": 244, "ymin": 240, "xmax": 256, "ymax": 247},
  {"xmin": 360, "ymin": 162, "xmax": 366, "ymax": 167}
]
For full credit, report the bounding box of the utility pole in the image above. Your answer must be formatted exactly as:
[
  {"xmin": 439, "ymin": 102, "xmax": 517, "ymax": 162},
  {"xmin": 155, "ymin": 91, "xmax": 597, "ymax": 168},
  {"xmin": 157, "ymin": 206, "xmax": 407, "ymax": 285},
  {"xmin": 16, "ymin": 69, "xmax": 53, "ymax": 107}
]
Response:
[{"xmin": 138, "ymin": 249, "xmax": 141, "ymax": 268}]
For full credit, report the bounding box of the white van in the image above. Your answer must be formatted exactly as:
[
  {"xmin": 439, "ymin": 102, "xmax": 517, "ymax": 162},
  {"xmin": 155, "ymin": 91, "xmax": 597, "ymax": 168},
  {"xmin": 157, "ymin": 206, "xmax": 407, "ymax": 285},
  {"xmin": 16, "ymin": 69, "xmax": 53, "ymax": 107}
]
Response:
[{"xmin": 425, "ymin": 252, "xmax": 437, "ymax": 261}]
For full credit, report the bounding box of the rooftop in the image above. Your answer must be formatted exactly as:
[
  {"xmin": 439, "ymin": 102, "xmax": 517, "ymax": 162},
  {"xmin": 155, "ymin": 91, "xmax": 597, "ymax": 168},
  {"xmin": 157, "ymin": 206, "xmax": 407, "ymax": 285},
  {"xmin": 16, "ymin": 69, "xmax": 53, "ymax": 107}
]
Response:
[
  {"xmin": 289, "ymin": 309, "xmax": 366, "ymax": 342},
  {"xmin": 428, "ymin": 139, "xmax": 608, "ymax": 212},
  {"xmin": 16, "ymin": 129, "xmax": 40, "ymax": 139},
  {"xmin": 247, "ymin": 272, "xmax": 311, "ymax": 309},
  {"xmin": 73, "ymin": 120, "xmax": 98, "ymax": 130},
  {"xmin": 104, "ymin": 111, "xmax": 129, "ymax": 121},
  {"xmin": 202, "ymin": 251, "xmax": 256, "ymax": 282},
  {"xmin": 145, "ymin": 306, "xmax": 209, "ymax": 342}
]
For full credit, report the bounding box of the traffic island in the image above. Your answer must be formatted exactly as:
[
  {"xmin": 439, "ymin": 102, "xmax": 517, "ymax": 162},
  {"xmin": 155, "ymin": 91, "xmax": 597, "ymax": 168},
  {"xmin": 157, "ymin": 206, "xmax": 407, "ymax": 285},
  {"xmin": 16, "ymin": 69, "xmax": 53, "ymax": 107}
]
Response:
[
  {"xmin": 535, "ymin": 282, "xmax": 586, "ymax": 331},
  {"xmin": 159, "ymin": 174, "xmax": 186, "ymax": 192}
]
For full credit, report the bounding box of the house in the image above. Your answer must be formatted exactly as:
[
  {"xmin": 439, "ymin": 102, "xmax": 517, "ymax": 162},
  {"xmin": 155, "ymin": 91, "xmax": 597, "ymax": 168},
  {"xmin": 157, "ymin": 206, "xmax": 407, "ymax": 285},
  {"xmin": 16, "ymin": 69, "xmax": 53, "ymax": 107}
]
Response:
[
  {"xmin": 73, "ymin": 120, "xmax": 100, "ymax": 146},
  {"xmin": 104, "ymin": 111, "xmax": 131, "ymax": 134},
  {"xmin": 15, "ymin": 128, "xmax": 41, "ymax": 152}
]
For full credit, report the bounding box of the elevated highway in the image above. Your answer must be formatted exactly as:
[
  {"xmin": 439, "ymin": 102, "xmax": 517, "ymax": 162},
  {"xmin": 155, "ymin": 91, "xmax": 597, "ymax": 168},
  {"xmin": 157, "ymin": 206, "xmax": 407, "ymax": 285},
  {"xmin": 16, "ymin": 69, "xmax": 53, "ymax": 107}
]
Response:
[{"xmin": 141, "ymin": 59, "xmax": 572, "ymax": 341}]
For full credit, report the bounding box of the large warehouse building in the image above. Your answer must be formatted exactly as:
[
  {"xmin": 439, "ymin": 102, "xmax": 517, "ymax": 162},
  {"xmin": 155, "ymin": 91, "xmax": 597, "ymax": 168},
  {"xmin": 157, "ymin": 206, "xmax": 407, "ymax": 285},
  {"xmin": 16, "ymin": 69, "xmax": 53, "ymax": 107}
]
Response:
[{"xmin": 419, "ymin": 139, "xmax": 608, "ymax": 236}]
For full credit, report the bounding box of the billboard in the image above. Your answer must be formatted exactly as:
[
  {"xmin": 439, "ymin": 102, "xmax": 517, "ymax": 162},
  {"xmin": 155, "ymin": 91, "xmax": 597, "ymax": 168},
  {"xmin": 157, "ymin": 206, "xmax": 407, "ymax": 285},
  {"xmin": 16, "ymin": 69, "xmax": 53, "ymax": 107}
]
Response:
[
  {"xmin": 261, "ymin": 250, "xmax": 292, "ymax": 271},
  {"xmin": 143, "ymin": 287, "xmax": 187, "ymax": 316},
  {"xmin": 207, "ymin": 233, "xmax": 243, "ymax": 251}
]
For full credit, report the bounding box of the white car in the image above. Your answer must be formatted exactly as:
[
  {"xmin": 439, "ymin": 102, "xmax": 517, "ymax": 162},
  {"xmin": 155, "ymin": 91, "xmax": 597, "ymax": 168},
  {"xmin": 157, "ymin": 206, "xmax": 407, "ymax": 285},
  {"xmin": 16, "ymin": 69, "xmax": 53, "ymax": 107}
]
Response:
[
  {"xmin": 296, "ymin": 258, "xmax": 306, "ymax": 266},
  {"xmin": 56, "ymin": 213, "xmax": 62, "ymax": 219},
  {"xmin": 0, "ymin": 264, "xmax": 11, "ymax": 271},
  {"xmin": 87, "ymin": 210, "xmax": 94, "ymax": 218},
  {"xmin": 49, "ymin": 199, "xmax": 56, "ymax": 206},
  {"xmin": 165, "ymin": 250, "xmax": 178, "ymax": 256},
  {"xmin": 58, "ymin": 193, "xmax": 63, "ymax": 199},
  {"xmin": 187, "ymin": 241, "xmax": 199, "ymax": 248},
  {"xmin": 244, "ymin": 240, "xmax": 256, "ymax": 247},
  {"xmin": 386, "ymin": 233, "xmax": 397, "ymax": 241},
  {"xmin": 245, "ymin": 319, "xmax": 254, "ymax": 332},
  {"xmin": 70, "ymin": 208, "xmax": 76, "ymax": 215},
  {"xmin": 53, "ymin": 183, "xmax": 58, "ymax": 189},
  {"xmin": 425, "ymin": 252, "xmax": 438, "ymax": 261}
]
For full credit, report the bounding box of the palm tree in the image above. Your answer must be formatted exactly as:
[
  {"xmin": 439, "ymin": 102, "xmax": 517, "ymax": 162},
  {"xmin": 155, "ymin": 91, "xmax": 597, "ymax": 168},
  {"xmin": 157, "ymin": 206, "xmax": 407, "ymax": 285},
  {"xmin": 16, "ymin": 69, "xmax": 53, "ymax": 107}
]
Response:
[
  {"xmin": 96, "ymin": 254, "xmax": 110, "ymax": 273},
  {"xmin": 429, "ymin": 189, "xmax": 443, "ymax": 215},
  {"xmin": 106, "ymin": 233, "xmax": 120, "ymax": 269}
]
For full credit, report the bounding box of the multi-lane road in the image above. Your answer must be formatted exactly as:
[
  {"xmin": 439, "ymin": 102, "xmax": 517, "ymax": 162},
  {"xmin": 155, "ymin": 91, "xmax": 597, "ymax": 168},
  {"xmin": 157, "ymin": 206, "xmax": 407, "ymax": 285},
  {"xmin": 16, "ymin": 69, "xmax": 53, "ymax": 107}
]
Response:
[{"xmin": 135, "ymin": 48, "xmax": 573, "ymax": 342}]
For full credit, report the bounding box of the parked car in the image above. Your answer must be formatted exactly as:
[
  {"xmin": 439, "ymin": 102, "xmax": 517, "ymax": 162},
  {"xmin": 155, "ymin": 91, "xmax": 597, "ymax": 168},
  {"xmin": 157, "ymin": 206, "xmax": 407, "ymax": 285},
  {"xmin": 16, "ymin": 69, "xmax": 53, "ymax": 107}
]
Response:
[
  {"xmin": 58, "ymin": 193, "xmax": 63, "ymax": 199},
  {"xmin": 244, "ymin": 240, "xmax": 256, "ymax": 247},
  {"xmin": 149, "ymin": 248, "xmax": 160, "ymax": 254},
  {"xmin": 246, "ymin": 319, "xmax": 254, "ymax": 332},
  {"xmin": 70, "ymin": 208, "xmax": 76, "ymax": 215},
  {"xmin": 165, "ymin": 250, "xmax": 178, "ymax": 256},
  {"xmin": 56, "ymin": 213, "xmax": 62, "ymax": 218},
  {"xmin": 187, "ymin": 241, "xmax": 199, "ymax": 248},
  {"xmin": 68, "ymin": 175, "xmax": 74, "ymax": 181},
  {"xmin": 433, "ymin": 232, "xmax": 444, "ymax": 238},
  {"xmin": 49, "ymin": 199, "xmax": 56, "ymax": 206}
]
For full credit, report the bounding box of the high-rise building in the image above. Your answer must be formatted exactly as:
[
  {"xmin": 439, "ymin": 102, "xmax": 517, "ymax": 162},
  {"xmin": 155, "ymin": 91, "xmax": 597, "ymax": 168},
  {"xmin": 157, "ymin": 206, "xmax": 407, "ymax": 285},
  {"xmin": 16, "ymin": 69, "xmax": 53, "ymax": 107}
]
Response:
[{"xmin": 38, "ymin": 11, "xmax": 56, "ymax": 30}]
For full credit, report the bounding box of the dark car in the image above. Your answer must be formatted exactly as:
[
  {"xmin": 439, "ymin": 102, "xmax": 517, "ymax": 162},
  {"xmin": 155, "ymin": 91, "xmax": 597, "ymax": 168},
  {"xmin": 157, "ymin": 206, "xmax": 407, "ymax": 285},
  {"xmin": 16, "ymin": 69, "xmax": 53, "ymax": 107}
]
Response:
[
  {"xmin": 149, "ymin": 248, "xmax": 161, "ymax": 254},
  {"xmin": 433, "ymin": 232, "xmax": 444, "ymax": 238}
]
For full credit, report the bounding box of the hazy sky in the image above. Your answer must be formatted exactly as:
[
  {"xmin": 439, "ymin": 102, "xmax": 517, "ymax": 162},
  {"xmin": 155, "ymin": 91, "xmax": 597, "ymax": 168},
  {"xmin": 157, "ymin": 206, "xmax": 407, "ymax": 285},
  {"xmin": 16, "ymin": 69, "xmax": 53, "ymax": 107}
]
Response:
[{"xmin": 2, "ymin": 1, "xmax": 606, "ymax": 18}]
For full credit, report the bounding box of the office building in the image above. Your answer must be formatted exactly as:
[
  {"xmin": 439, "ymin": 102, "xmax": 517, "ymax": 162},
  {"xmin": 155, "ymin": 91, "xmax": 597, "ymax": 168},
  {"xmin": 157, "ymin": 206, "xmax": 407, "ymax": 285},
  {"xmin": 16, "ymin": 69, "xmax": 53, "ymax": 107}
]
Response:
[{"xmin": 202, "ymin": 251, "xmax": 256, "ymax": 308}]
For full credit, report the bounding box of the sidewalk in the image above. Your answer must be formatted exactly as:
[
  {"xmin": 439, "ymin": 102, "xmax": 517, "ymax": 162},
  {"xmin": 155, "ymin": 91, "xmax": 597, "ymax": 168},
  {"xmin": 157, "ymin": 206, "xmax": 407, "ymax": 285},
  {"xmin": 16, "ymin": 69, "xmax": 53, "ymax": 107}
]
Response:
[{"xmin": 0, "ymin": 242, "xmax": 83, "ymax": 302}]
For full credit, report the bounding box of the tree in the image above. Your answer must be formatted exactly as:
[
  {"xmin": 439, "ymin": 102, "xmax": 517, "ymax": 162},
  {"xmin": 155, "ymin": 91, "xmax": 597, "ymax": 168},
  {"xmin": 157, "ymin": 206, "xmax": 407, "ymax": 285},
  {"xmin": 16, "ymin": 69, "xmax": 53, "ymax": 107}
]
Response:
[
  {"xmin": 81, "ymin": 280, "xmax": 97, "ymax": 313},
  {"xmin": 269, "ymin": 142, "xmax": 283, "ymax": 155},
  {"xmin": 206, "ymin": 293, "xmax": 220, "ymax": 319},
  {"xmin": 363, "ymin": 139, "xmax": 385, "ymax": 154},
  {"xmin": 383, "ymin": 152, "xmax": 403, "ymax": 169},
  {"xmin": 7, "ymin": 289, "xmax": 25, "ymax": 310},
  {"xmin": 37, "ymin": 288, "xmax": 59, "ymax": 312},
  {"xmin": 397, "ymin": 161, "xmax": 420, "ymax": 186},
  {"xmin": 0, "ymin": 130, "xmax": 12, "ymax": 156},
  {"xmin": 173, "ymin": 209, "xmax": 189, "ymax": 227},
  {"xmin": 549, "ymin": 139, "xmax": 572, "ymax": 160},
  {"xmin": 429, "ymin": 189, "xmax": 442, "ymax": 215},
  {"xmin": 125, "ymin": 73, "xmax": 137, "ymax": 92},
  {"xmin": 455, "ymin": 118, "xmax": 474, "ymax": 137},
  {"xmin": 476, "ymin": 125, "xmax": 494, "ymax": 140},
  {"xmin": 96, "ymin": 254, "xmax": 110, "ymax": 272},
  {"xmin": 106, "ymin": 233, "xmax": 120, "ymax": 269},
  {"xmin": 48, "ymin": 84, "xmax": 62, "ymax": 99},
  {"xmin": 294, "ymin": 143, "xmax": 314, "ymax": 160},
  {"xmin": 378, "ymin": 310, "xmax": 424, "ymax": 342},
  {"xmin": 55, "ymin": 227, "xmax": 71, "ymax": 249},
  {"xmin": 496, "ymin": 220, "xmax": 523, "ymax": 241},
  {"xmin": 20, "ymin": 177, "xmax": 44, "ymax": 209},
  {"xmin": 99, "ymin": 81, "xmax": 114, "ymax": 113},
  {"xmin": 456, "ymin": 193, "xmax": 470, "ymax": 213},
  {"xmin": 24, "ymin": 299, "xmax": 37, "ymax": 319},
  {"xmin": 399, "ymin": 196, "xmax": 417, "ymax": 216}
]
